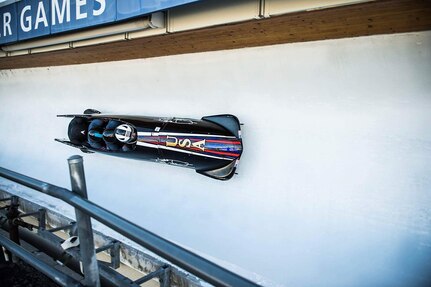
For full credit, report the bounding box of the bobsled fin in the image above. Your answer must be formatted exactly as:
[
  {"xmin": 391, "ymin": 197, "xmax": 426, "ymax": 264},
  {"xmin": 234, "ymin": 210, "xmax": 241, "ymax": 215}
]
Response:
[
  {"xmin": 57, "ymin": 109, "xmax": 100, "ymax": 118},
  {"xmin": 55, "ymin": 139, "xmax": 95, "ymax": 154},
  {"xmin": 57, "ymin": 114, "xmax": 92, "ymax": 118},
  {"xmin": 83, "ymin": 109, "xmax": 101, "ymax": 115},
  {"xmin": 196, "ymin": 160, "xmax": 238, "ymax": 181},
  {"xmin": 201, "ymin": 114, "xmax": 241, "ymax": 138},
  {"xmin": 55, "ymin": 138, "xmax": 84, "ymax": 148}
]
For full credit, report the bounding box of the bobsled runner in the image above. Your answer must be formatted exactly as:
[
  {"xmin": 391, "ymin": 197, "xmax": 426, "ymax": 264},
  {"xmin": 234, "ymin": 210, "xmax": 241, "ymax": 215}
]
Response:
[{"xmin": 55, "ymin": 109, "xmax": 243, "ymax": 180}]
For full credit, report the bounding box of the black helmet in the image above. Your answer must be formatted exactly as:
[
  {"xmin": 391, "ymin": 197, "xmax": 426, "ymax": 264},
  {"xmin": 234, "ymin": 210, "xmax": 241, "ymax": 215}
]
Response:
[{"xmin": 68, "ymin": 118, "xmax": 88, "ymax": 144}]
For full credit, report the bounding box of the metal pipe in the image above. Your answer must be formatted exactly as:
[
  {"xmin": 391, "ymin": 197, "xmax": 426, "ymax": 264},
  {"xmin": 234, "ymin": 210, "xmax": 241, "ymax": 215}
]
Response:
[
  {"xmin": 135, "ymin": 265, "xmax": 169, "ymax": 285},
  {"xmin": 7, "ymin": 196, "xmax": 20, "ymax": 246},
  {"xmin": 0, "ymin": 234, "xmax": 83, "ymax": 287},
  {"xmin": 0, "ymin": 220, "xmax": 140, "ymax": 287},
  {"xmin": 18, "ymin": 210, "xmax": 43, "ymax": 219},
  {"xmin": 0, "ymin": 165, "xmax": 260, "ymax": 287},
  {"xmin": 13, "ymin": 219, "xmax": 38, "ymax": 230},
  {"xmin": 95, "ymin": 242, "xmax": 115, "ymax": 253},
  {"xmin": 68, "ymin": 155, "xmax": 101, "ymax": 287},
  {"xmin": 48, "ymin": 222, "xmax": 76, "ymax": 233}
]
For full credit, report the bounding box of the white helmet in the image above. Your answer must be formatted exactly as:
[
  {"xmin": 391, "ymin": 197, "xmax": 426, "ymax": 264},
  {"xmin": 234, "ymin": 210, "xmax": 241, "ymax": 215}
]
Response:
[{"xmin": 115, "ymin": 124, "xmax": 134, "ymax": 143}]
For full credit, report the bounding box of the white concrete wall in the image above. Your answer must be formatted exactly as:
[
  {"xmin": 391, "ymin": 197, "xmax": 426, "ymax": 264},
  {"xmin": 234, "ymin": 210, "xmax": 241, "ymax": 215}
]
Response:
[{"xmin": 1, "ymin": 31, "xmax": 431, "ymax": 287}]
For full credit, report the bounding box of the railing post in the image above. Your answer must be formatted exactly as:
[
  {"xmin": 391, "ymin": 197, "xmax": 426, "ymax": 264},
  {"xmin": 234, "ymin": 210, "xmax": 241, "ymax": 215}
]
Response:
[
  {"xmin": 110, "ymin": 241, "xmax": 121, "ymax": 269},
  {"xmin": 0, "ymin": 165, "xmax": 261, "ymax": 287},
  {"xmin": 68, "ymin": 155, "xmax": 101, "ymax": 287},
  {"xmin": 0, "ymin": 245, "xmax": 5, "ymax": 263},
  {"xmin": 7, "ymin": 196, "xmax": 20, "ymax": 246},
  {"xmin": 160, "ymin": 266, "xmax": 171, "ymax": 287},
  {"xmin": 38, "ymin": 208, "xmax": 46, "ymax": 230},
  {"xmin": 3, "ymin": 195, "xmax": 20, "ymax": 262}
]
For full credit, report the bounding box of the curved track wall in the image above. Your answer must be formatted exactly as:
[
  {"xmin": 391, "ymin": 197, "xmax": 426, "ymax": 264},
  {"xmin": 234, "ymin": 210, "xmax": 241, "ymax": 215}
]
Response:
[{"xmin": 1, "ymin": 31, "xmax": 431, "ymax": 286}]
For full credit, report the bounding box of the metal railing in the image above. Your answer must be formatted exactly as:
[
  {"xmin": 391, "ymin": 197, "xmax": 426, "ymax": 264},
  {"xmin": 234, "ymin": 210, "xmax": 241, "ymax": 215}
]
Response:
[
  {"xmin": 0, "ymin": 234, "xmax": 82, "ymax": 287},
  {"xmin": 0, "ymin": 156, "xmax": 260, "ymax": 287}
]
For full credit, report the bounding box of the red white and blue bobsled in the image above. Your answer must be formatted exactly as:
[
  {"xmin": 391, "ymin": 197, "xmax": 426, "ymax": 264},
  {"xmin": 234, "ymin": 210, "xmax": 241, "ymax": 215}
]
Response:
[{"xmin": 55, "ymin": 109, "xmax": 243, "ymax": 180}]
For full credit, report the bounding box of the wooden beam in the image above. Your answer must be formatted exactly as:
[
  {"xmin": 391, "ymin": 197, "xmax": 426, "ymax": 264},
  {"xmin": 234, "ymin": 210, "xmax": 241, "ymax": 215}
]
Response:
[{"xmin": 0, "ymin": 0, "xmax": 430, "ymax": 70}]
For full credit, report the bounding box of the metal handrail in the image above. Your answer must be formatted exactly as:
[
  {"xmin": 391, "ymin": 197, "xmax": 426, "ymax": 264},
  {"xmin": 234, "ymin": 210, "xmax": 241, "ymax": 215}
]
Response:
[{"xmin": 0, "ymin": 158, "xmax": 260, "ymax": 287}]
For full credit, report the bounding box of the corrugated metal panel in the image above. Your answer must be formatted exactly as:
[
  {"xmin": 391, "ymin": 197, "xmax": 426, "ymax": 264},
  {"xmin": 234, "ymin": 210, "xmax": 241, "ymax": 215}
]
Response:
[
  {"xmin": 264, "ymin": 0, "xmax": 374, "ymax": 16},
  {"xmin": 31, "ymin": 43, "xmax": 70, "ymax": 54},
  {"xmin": 127, "ymin": 27, "xmax": 166, "ymax": 40},
  {"xmin": 168, "ymin": 0, "xmax": 261, "ymax": 33},
  {"xmin": 72, "ymin": 34, "xmax": 126, "ymax": 48},
  {"xmin": 2, "ymin": 18, "xmax": 150, "ymax": 51},
  {"xmin": 167, "ymin": 0, "xmax": 374, "ymax": 33},
  {"xmin": 8, "ymin": 49, "xmax": 28, "ymax": 56}
]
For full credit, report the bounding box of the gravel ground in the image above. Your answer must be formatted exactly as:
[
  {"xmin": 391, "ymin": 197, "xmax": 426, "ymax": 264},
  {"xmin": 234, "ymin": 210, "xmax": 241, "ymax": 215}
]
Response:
[{"xmin": 0, "ymin": 261, "xmax": 60, "ymax": 287}]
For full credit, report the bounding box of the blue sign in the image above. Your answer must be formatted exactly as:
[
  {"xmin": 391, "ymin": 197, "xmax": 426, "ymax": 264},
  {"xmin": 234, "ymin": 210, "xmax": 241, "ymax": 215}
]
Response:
[
  {"xmin": 0, "ymin": 0, "xmax": 201, "ymax": 45},
  {"xmin": 0, "ymin": 3, "xmax": 18, "ymax": 44},
  {"xmin": 17, "ymin": 0, "xmax": 51, "ymax": 41},
  {"xmin": 117, "ymin": 0, "xmax": 198, "ymax": 20},
  {"xmin": 50, "ymin": 0, "xmax": 117, "ymax": 34}
]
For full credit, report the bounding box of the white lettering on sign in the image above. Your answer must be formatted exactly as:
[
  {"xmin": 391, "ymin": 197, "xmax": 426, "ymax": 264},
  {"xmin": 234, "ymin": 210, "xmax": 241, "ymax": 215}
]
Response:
[
  {"xmin": 76, "ymin": 0, "xmax": 87, "ymax": 20},
  {"xmin": 20, "ymin": 5, "xmax": 32, "ymax": 33},
  {"xmin": 35, "ymin": 1, "xmax": 49, "ymax": 30},
  {"xmin": 94, "ymin": 0, "xmax": 106, "ymax": 16},
  {"xmin": 0, "ymin": 0, "xmax": 196, "ymax": 44},
  {"xmin": 52, "ymin": 0, "xmax": 71, "ymax": 25},
  {"xmin": 3, "ymin": 12, "xmax": 12, "ymax": 37},
  {"xmin": 16, "ymin": 0, "xmax": 108, "ymax": 34}
]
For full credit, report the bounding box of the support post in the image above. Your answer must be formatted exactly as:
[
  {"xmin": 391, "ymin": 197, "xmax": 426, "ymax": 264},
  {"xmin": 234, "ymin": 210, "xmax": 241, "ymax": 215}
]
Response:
[
  {"xmin": 95, "ymin": 241, "xmax": 121, "ymax": 269},
  {"xmin": 7, "ymin": 196, "xmax": 20, "ymax": 245},
  {"xmin": 159, "ymin": 265, "xmax": 171, "ymax": 287},
  {"xmin": 48, "ymin": 222, "xmax": 76, "ymax": 233},
  {"xmin": 135, "ymin": 265, "xmax": 171, "ymax": 286},
  {"xmin": 38, "ymin": 208, "xmax": 46, "ymax": 230},
  {"xmin": 0, "ymin": 245, "xmax": 5, "ymax": 263},
  {"xmin": 110, "ymin": 241, "xmax": 121, "ymax": 269},
  {"xmin": 5, "ymin": 196, "xmax": 20, "ymax": 262},
  {"xmin": 68, "ymin": 155, "xmax": 101, "ymax": 287}
]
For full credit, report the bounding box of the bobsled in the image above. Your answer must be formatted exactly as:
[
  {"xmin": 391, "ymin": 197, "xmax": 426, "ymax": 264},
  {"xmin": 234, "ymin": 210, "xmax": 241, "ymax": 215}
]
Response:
[{"xmin": 55, "ymin": 109, "xmax": 243, "ymax": 180}]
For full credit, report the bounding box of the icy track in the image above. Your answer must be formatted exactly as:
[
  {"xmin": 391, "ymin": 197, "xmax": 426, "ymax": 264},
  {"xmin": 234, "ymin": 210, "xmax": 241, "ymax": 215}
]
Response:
[{"xmin": 1, "ymin": 31, "xmax": 431, "ymax": 286}]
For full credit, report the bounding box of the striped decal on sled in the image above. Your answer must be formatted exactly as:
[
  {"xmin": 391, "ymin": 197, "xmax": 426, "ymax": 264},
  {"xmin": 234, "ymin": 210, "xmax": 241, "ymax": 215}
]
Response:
[{"xmin": 137, "ymin": 132, "xmax": 242, "ymax": 161}]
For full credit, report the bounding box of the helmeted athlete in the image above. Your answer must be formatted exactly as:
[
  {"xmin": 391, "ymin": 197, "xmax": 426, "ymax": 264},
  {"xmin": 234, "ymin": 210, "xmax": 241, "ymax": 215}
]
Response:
[
  {"xmin": 115, "ymin": 124, "xmax": 137, "ymax": 144},
  {"xmin": 88, "ymin": 119, "xmax": 106, "ymax": 149}
]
